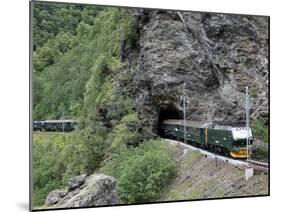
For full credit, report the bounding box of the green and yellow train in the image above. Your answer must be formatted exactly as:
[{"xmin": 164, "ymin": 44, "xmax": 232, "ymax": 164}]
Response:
[{"xmin": 159, "ymin": 119, "xmax": 253, "ymax": 158}]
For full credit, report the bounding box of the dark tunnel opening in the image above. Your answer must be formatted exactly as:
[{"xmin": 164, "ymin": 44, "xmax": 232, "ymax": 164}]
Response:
[{"xmin": 157, "ymin": 105, "xmax": 183, "ymax": 135}]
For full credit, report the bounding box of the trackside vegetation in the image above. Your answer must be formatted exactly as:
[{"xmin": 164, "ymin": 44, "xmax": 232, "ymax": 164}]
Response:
[
  {"xmin": 251, "ymin": 118, "xmax": 269, "ymax": 159},
  {"xmin": 252, "ymin": 118, "xmax": 268, "ymax": 143}
]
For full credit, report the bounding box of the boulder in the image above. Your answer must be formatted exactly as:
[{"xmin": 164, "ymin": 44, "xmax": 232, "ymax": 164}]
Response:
[
  {"xmin": 45, "ymin": 189, "xmax": 67, "ymax": 206},
  {"xmin": 67, "ymin": 174, "xmax": 87, "ymax": 191},
  {"xmin": 45, "ymin": 174, "xmax": 119, "ymax": 208},
  {"xmin": 67, "ymin": 174, "xmax": 119, "ymax": 207}
]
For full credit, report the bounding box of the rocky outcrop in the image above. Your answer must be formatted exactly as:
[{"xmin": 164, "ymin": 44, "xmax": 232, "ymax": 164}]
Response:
[
  {"xmin": 45, "ymin": 174, "xmax": 119, "ymax": 208},
  {"xmin": 67, "ymin": 174, "xmax": 87, "ymax": 191},
  {"xmin": 45, "ymin": 189, "xmax": 67, "ymax": 206},
  {"xmin": 119, "ymin": 9, "xmax": 269, "ymax": 134}
]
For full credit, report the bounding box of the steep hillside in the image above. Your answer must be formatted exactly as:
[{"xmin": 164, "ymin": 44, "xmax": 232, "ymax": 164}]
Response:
[{"xmin": 159, "ymin": 143, "xmax": 268, "ymax": 201}]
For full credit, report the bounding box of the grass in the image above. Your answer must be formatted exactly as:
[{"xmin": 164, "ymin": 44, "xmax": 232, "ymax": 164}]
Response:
[
  {"xmin": 162, "ymin": 180, "xmax": 193, "ymax": 200},
  {"xmin": 186, "ymin": 180, "xmax": 215, "ymax": 199},
  {"xmin": 181, "ymin": 150, "xmax": 202, "ymax": 169}
]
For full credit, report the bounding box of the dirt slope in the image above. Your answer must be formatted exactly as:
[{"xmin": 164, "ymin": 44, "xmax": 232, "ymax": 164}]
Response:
[{"xmin": 159, "ymin": 142, "xmax": 268, "ymax": 201}]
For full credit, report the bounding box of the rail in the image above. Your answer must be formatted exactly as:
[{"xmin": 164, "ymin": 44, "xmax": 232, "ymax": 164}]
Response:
[
  {"xmin": 247, "ymin": 159, "xmax": 269, "ymax": 172},
  {"xmin": 165, "ymin": 138, "xmax": 268, "ymax": 172}
]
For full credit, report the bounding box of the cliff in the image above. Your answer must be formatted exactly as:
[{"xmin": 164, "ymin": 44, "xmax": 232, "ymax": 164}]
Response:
[{"xmin": 117, "ymin": 9, "xmax": 268, "ymax": 134}]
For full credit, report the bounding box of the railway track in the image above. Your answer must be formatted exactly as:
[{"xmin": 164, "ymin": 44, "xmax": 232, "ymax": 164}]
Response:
[
  {"xmin": 165, "ymin": 138, "xmax": 269, "ymax": 172},
  {"xmin": 247, "ymin": 159, "xmax": 269, "ymax": 172}
]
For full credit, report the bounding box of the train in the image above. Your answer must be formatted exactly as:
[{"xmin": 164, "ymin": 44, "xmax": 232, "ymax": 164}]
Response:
[
  {"xmin": 33, "ymin": 120, "xmax": 77, "ymax": 132},
  {"xmin": 159, "ymin": 119, "xmax": 253, "ymax": 159}
]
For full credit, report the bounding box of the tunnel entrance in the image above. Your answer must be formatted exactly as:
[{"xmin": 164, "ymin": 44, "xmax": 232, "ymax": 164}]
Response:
[
  {"xmin": 157, "ymin": 105, "xmax": 183, "ymax": 135},
  {"xmin": 158, "ymin": 106, "xmax": 183, "ymax": 123}
]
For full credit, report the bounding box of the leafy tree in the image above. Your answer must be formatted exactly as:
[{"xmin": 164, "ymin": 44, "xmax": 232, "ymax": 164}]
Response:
[{"xmin": 32, "ymin": 2, "xmax": 102, "ymax": 50}]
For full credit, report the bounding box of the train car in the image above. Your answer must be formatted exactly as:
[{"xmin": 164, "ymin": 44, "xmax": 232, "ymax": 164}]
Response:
[
  {"xmin": 33, "ymin": 120, "xmax": 77, "ymax": 132},
  {"xmin": 43, "ymin": 120, "xmax": 77, "ymax": 131},
  {"xmin": 159, "ymin": 119, "xmax": 253, "ymax": 159},
  {"xmin": 159, "ymin": 120, "xmax": 206, "ymax": 145},
  {"xmin": 33, "ymin": 121, "xmax": 44, "ymax": 131}
]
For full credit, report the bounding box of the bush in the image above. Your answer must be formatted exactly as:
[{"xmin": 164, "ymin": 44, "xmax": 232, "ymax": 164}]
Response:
[
  {"xmin": 252, "ymin": 119, "xmax": 268, "ymax": 143},
  {"xmin": 100, "ymin": 140, "xmax": 176, "ymax": 203},
  {"xmin": 109, "ymin": 113, "xmax": 141, "ymax": 149},
  {"xmin": 79, "ymin": 125, "xmax": 109, "ymax": 174},
  {"xmin": 32, "ymin": 133, "xmax": 75, "ymax": 206},
  {"xmin": 251, "ymin": 119, "xmax": 268, "ymax": 159}
]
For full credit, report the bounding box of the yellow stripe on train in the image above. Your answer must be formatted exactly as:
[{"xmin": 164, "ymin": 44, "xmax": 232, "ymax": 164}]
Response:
[{"xmin": 229, "ymin": 148, "xmax": 249, "ymax": 158}]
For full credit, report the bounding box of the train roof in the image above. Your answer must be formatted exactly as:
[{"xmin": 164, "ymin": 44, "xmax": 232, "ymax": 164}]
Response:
[
  {"xmin": 42, "ymin": 120, "xmax": 77, "ymax": 123},
  {"xmin": 161, "ymin": 119, "xmax": 212, "ymax": 128}
]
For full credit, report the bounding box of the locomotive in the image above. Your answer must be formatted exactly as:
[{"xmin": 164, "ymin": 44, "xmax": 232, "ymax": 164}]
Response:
[
  {"xmin": 159, "ymin": 119, "xmax": 253, "ymax": 159},
  {"xmin": 33, "ymin": 120, "xmax": 77, "ymax": 132}
]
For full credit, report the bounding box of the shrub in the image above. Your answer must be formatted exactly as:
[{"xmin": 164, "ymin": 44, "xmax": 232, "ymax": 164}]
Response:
[
  {"xmin": 252, "ymin": 119, "xmax": 268, "ymax": 143},
  {"xmin": 100, "ymin": 139, "xmax": 176, "ymax": 203},
  {"xmin": 109, "ymin": 113, "xmax": 141, "ymax": 149},
  {"xmin": 32, "ymin": 133, "xmax": 75, "ymax": 206}
]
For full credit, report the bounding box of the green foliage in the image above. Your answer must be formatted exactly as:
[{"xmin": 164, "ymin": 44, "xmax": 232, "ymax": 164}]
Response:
[
  {"xmin": 33, "ymin": 32, "xmax": 73, "ymax": 72},
  {"xmin": 252, "ymin": 119, "xmax": 268, "ymax": 143},
  {"xmin": 33, "ymin": 6, "xmax": 136, "ymax": 120},
  {"xmin": 32, "ymin": 133, "xmax": 78, "ymax": 206},
  {"xmin": 32, "ymin": 2, "xmax": 104, "ymax": 119},
  {"xmin": 33, "ymin": 2, "xmax": 103, "ymax": 50},
  {"xmin": 71, "ymin": 9, "xmax": 137, "ymax": 176},
  {"xmin": 82, "ymin": 55, "xmax": 110, "ymax": 124},
  {"xmin": 106, "ymin": 96, "xmax": 134, "ymax": 125},
  {"xmin": 32, "ymin": 4, "xmax": 155, "ymax": 208},
  {"xmin": 33, "ymin": 131, "xmax": 105, "ymax": 207},
  {"xmin": 251, "ymin": 87, "xmax": 258, "ymax": 98},
  {"xmin": 100, "ymin": 140, "xmax": 176, "ymax": 203},
  {"xmin": 110, "ymin": 113, "xmax": 141, "ymax": 149},
  {"xmin": 79, "ymin": 123, "xmax": 110, "ymax": 174}
]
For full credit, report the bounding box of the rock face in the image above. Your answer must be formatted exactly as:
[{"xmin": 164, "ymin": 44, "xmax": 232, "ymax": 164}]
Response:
[
  {"xmin": 45, "ymin": 174, "xmax": 119, "ymax": 208},
  {"xmin": 120, "ymin": 9, "xmax": 269, "ymax": 134},
  {"xmin": 45, "ymin": 189, "xmax": 67, "ymax": 206},
  {"xmin": 67, "ymin": 174, "xmax": 87, "ymax": 191}
]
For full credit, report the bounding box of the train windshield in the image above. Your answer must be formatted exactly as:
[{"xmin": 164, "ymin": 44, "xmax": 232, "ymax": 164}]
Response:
[
  {"xmin": 232, "ymin": 127, "xmax": 253, "ymax": 146},
  {"xmin": 231, "ymin": 127, "xmax": 252, "ymax": 140}
]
